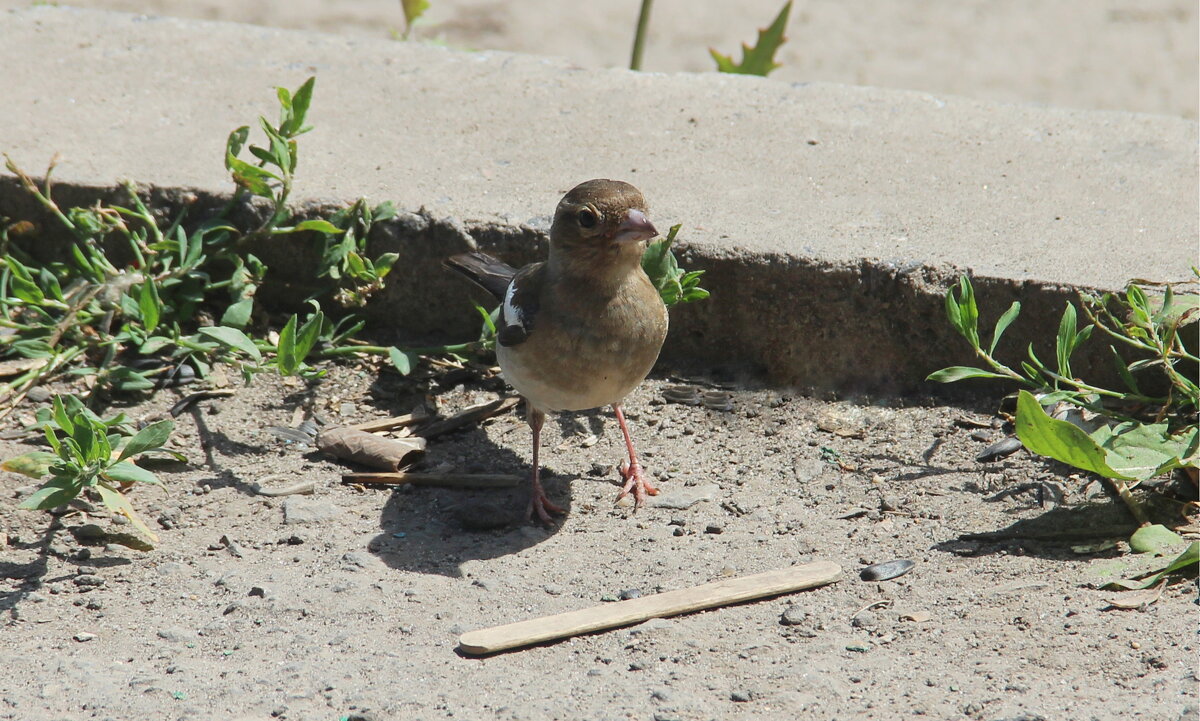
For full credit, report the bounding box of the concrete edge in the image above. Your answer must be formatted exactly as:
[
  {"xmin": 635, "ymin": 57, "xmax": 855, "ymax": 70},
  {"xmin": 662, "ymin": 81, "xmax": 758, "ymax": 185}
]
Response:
[{"xmin": 2, "ymin": 175, "xmax": 1153, "ymax": 399}]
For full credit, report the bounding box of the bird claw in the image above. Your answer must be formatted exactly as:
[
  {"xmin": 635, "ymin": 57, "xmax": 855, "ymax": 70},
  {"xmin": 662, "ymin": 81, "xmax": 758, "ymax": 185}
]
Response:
[
  {"xmin": 615, "ymin": 459, "xmax": 658, "ymax": 508},
  {"xmin": 527, "ymin": 489, "xmax": 565, "ymax": 524}
]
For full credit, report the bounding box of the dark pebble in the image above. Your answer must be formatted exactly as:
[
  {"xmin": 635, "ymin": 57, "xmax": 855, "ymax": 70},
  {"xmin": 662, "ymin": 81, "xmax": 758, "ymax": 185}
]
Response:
[
  {"xmin": 730, "ymin": 691, "xmax": 752, "ymax": 702},
  {"xmin": 859, "ymin": 559, "xmax": 916, "ymax": 582},
  {"xmin": 976, "ymin": 436, "xmax": 1023, "ymax": 463},
  {"xmin": 73, "ymin": 574, "xmax": 105, "ymax": 587},
  {"xmin": 618, "ymin": 588, "xmax": 642, "ymax": 600},
  {"xmin": 704, "ymin": 523, "xmax": 724, "ymax": 534}
]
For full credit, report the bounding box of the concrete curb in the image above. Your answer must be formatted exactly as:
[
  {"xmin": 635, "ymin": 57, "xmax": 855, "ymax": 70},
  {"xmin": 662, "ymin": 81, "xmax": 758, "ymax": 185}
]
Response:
[{"xmin": 1, "ymin": 7, "xmax": 1196, "ymax": 394}]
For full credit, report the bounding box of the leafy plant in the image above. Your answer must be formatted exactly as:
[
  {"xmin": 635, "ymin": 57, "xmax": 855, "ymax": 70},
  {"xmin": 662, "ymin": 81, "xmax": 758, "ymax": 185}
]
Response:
[
  {"xmin": 929, "ymin": 274, "xmax": 1198, "ymax": 584},
  {"xmin": 642, "ymin": 224, "xmax": 709, "ymax": 306},
  {"xmin": 4, "ymin": 394, "xmax": 174, "ymax": 545},
  {"xmin": 399, "ymin": 0, "xmax": 430, "ymax": 40},
  {"xmin": 710, "ymin": 1, "xmax": 792, "ymax": 77}
]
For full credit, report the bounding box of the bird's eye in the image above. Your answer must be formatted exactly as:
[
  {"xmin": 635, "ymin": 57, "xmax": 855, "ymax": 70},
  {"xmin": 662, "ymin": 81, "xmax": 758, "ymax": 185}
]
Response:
[{"xmin": 577, "ymin": 209, "xmax": 597, "ymax": 228}]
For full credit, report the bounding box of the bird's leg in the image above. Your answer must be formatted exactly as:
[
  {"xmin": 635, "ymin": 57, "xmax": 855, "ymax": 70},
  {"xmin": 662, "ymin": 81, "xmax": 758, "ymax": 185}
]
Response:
[
  {"xmin": 526, "ymin": 406, "xmax": 565, "ymax": 523},
  {"xmin": 613, "ymin": 403, "xmax": 658, "ymax": 506}
]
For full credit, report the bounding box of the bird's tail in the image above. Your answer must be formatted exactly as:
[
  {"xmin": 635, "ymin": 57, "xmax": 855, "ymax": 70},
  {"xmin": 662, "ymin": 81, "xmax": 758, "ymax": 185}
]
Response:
[{"xmin": 444, "ymin": 251, "xmax": 518, "ymax": 301}]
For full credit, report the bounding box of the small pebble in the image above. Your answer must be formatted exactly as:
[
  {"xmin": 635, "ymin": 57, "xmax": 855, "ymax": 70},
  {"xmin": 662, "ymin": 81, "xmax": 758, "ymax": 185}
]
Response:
[
  {"xmin": 859, "ymin": 559, "xmax": 915, "ymax": 582},
  {"xmin": 618, "ymin": 588, "xmax": 642, "ymax": 600},
  {"xmin": 704, "ymin": 523, "xmax": 724, "ymax": 534},
  {"xmin": 73, "ymin": 632, "xmax": 98, "ymax": 642},
  {"xmin": 730, "ymin": 690, "xmax": 752, "ymax": 702}
]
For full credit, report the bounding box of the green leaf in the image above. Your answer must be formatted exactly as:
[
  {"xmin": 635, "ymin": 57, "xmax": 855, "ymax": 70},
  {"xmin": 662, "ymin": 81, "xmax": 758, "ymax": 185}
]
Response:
[
  {"xmin": 1014, "ymin": 390, "xmax": 1133, "ymax": 480},
  {"xmin": 1128, "ymin": 524, "xmax": 1185, "ymax": 555},
  {"xmin": 401, "ymin": 0, "xmax": 430, "ymax": 36},
  {"xmin": 1, "ymin": 451, "xmax": 61, "ymax": 478},
  {"xmin": 225, "ymin": 154, "xmax": 278, "ymax": 197},
  {"xmin": 989, "ymin": 301, "xmax": 1021, "ymax": 355},
  {"xmin": 18, "ymin": 475, "xmax": 82, "ymax": 510},
  {"xmin": 225, "ymin": 126, "xmax": 250, "ymax": 167},
  {"xmin": 709, "ymin": 1, "xmax": 791, "ymax": 76},
  {"xmin": 1091, "ymin": 422, "xmax": 1196, "ymax": 480},
  {"xmin": 294, "ymin": 311, "xmax": 324, "ymax": 368},
  {"xmin": 293, "ymin": 219, "xmax": 343, "ymax": 235},
  {"xmin": 276, "ymin": 314, "xmax": 300, "ymax": 375},
  {"xmin": 926, "ymin": 366, "xmax": 1011, "ymax": 383},
  {"xmin": 117, "ymin": 420, "xmax": 174, "ymax": 462},
  {"xmin": 95, "ymin": 483, "xmax": 158, "ymax": 545},
  {"xmin": 197, "ymin": 326, "xmax": 263, "ymax": 362},
  {"xmin": 280, "ymin": 76, "xmax": 316, "ymax": 137},
  {"xmin": 102, "ymin": 460, "xmax": 163, "ymax": 486},
  {"xmin": 373, "ymin": 252, "xmax": 399, "ymax": 278},
  {"xmin": 389, "ymin": 346, "xmax": 415, "ymax": 375},
  {"xmin": 51, "ymin": 395, "xmax": 75, "ymax": 435},
  {"xmin": 138, "ymin": 278, "xmax": 161, "ymax": 333},
  {"xmin": 1106, "ymin": 542, "xmax": 1199, "ymax": 590},
  {"xmin": 220, "ymin": 298, "xmax": 255, "ymax": 329}
]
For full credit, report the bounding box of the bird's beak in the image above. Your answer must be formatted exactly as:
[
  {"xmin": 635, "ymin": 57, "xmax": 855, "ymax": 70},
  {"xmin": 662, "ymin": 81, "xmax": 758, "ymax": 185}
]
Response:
[{"xmin": 614, "ymin": 208, "xmax": 658, "ymax": 244}]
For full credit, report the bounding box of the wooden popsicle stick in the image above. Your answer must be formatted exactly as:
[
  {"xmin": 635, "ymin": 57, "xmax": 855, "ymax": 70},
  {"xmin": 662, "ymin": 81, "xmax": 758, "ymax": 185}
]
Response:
[{"xmin": 458, "ymin": 561, "xmax": 842, "ymax": 655}]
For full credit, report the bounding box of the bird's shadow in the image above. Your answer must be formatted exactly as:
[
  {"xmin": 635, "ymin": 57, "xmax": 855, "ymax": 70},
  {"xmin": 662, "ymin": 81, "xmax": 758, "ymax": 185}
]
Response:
[{"xmin": 360, "ymin": 374, "xmax": 630, "ymax": 577}]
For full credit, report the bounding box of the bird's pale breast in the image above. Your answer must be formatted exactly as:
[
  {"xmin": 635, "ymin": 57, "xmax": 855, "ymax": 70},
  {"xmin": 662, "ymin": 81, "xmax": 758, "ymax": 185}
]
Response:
[{"xmin": 498, "ymin": 272, "xmax": 667, "ymax": 412}]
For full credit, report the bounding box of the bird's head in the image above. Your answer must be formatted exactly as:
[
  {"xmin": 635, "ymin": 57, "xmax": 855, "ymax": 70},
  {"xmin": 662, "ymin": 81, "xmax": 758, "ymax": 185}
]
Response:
[{"xmin": 549, "ymin": 180, "xmax": 658, "ymax": 269}]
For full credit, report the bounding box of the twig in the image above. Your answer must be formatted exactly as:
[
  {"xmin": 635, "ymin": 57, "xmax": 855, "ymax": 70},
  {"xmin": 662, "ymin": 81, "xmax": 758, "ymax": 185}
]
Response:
[
  {"xmin": 349, "ymin": 411, "xmax": 427, "ymax": 433},
  {"xmin": 849, "ymin": 599, "xmax": 892, "ymax": 622},
  {"xmin": 342, "ymin": 471, "xmax": 521, "ymax": 488},
  {"xmin": 251, "ymin": 477, "xmax": 316, "ymax": 496},
  {"xmin": 168, "ymin": 389, "xmax": 236, "ymax": 418},
  {"xmin": 414, "ymin": 396, "xmax": 520, "ymax": 439}
]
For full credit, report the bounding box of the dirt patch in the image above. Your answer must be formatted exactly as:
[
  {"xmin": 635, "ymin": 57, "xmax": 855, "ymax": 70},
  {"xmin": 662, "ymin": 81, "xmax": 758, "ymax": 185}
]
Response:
[{"xmin": 1, "ymin": 364, "xmax": 1195, "ymax": 720}]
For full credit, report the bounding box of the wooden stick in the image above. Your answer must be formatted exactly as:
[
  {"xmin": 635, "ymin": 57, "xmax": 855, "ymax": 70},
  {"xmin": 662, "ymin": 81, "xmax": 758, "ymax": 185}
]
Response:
[
  {"xmin": 342, "ymin": 472, "xmax": 521, "ymax": 488},
  {"xmin": 458, "ymin": 561, "xmax": 842, "ymax": 655},
  {"xmin": 414, "ymin": 397, "xmax": 520, "ymax": 439}
]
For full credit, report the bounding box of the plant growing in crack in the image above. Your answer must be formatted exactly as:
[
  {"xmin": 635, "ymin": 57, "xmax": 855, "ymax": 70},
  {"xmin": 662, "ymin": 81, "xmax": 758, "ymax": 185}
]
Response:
[{"xmin": 929, "ymin": 273, "xmax": 1198, "ymax": 591}]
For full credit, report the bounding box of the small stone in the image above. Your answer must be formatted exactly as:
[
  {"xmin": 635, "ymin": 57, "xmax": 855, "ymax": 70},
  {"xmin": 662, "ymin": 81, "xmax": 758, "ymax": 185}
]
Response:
[
  {"xmin": 248, "ymin": 586, "xmax": 269, "ymax": 598},
  {"xmin": 780, "ymin": 605, "xmax": 810, "ymax": 626},
  {"xmin": 704, "ymin": 523, "xmax": 724, "ymax": 534},
  {"xmin": 543, "ymin": 584, "xmax": 565, "ymax": 596},
  {"xmin": 73, "ymin": 632, "xmax": 98, "ymax": 642},
  {"xmin": 26, "ymin": 386, "xmax": 51, "ymax": 402},
  {"xmin": 730, "ymin": 690, "xmax": 752, "ymax": 702},
  {"xmin": 73, "ymin": 574, "xmax": 105, "ymax": 588},
  {"xmin": 283, "ymin": 535, "xmax": 305, "ymax": 545},
  {"xmin": 851, "ymin": 611, "xmax": 879, "ymax": 629},
  {"xmin": 618, "ymin": 588, "xmax": 642, "ymax": 600},
  {"xmin": 71, "ymin": 524, "xmax": 109, "ymax": 544},
  {"xmin": 859, "ymin": 559, "xmax": 916, "ymax": 582}
]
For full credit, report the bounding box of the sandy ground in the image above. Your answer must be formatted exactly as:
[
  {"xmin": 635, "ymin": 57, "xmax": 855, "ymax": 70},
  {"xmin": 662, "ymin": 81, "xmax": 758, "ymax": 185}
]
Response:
[
  {"xmin": 1, "ymin": 362, "xmax": 1196, "ymax": 720},
  {"xmin": 1, "ymin": 3, "xmax": 1197, "ymax": 720},
  {"xmin": 1, "ymin": 0, "xmax": 1196, "ymax": 118}
]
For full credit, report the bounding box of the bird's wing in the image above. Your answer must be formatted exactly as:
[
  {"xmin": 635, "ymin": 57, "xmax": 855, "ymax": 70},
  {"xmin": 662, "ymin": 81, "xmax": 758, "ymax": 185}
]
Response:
[
  {"xmin": 497, "ymin": 262, "xmax": 544, "ymax": 347},
  {"xmin": 443, "ymin": 251, "xmax": 518, "ymax": 301}
]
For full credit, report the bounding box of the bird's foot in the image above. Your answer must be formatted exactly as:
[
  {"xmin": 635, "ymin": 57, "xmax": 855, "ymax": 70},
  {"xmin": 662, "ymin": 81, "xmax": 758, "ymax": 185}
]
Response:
[
  {"xmin": 615, "ymin": 460, "xmax": 659, "ymax": 508},
  {"xmin": 527, "ymin": 488, "xmax": 565, "ymax": 524}
]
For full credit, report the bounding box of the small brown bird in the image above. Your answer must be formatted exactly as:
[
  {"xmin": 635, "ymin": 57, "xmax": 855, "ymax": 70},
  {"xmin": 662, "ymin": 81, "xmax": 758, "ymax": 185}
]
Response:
[{"xmin": 446, "ymin": 179, "xmax": 669, "ymax": 522}]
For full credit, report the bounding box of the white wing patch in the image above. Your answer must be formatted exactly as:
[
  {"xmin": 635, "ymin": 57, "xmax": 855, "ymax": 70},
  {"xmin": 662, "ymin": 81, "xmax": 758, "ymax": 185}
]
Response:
[{"xmin": 502, "ymin": 279, "xmax": 526, "ymax": 328}]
